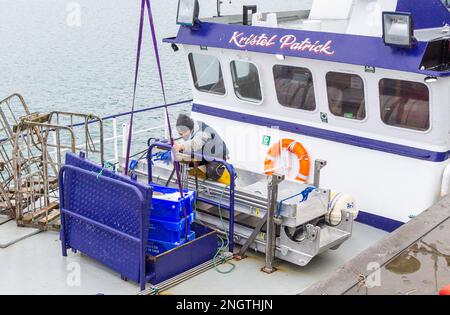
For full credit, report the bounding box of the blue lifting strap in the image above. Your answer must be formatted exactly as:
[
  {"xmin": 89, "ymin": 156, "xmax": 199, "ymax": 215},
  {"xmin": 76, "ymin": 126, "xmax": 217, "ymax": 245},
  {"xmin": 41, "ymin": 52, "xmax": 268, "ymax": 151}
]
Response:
[{"xmin": 276, "ymin": 186, "xmax": 316, "ymax": 217}]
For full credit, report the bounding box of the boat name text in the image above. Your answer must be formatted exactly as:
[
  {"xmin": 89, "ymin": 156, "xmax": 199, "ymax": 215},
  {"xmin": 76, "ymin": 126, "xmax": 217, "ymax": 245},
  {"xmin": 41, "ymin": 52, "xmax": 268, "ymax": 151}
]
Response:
[{"xmin": 229, "ymin": 32, "xmax": 335, "ymax": 55}]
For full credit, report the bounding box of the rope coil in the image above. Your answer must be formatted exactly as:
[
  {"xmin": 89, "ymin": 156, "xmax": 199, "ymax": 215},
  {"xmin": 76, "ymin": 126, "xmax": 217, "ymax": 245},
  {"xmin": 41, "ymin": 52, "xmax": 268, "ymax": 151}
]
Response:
[{"xmin": 96, "ymin": 161, "xmax": 115, "ymax": 180}]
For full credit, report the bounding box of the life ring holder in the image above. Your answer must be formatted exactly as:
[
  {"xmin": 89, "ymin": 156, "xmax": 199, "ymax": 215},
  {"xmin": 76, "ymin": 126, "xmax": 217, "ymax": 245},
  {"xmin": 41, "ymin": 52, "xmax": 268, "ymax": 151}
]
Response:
[{"xmin": 264, "ymin": 139, "xmax": 310, "ymax": 182}]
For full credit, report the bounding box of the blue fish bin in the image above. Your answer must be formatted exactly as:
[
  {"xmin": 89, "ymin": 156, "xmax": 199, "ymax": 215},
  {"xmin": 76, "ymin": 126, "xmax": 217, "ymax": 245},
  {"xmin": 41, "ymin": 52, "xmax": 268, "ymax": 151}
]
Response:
[
  {"xmin": 150, "ymin": 184, "xmax": 196, "ymax": 222},
  {"xmin": 148, "ymin": 212, "xmax": 196, "ymax": 243}
]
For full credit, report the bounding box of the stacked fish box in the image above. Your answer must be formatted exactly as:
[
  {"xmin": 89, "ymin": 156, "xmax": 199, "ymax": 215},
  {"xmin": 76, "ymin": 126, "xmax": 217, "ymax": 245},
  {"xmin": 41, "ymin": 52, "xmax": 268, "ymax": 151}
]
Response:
[{"xmin": 147, "ymin": 184, "xmax": 197, "ymax": 256}]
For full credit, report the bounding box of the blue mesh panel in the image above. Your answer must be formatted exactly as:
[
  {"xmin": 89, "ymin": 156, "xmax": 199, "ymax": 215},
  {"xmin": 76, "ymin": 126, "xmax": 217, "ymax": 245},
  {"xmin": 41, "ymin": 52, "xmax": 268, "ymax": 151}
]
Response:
[
  {"xmin": 65, "ymin": 152, "xmax": 150, "ymax": 199},
  {"xmin": 60, "ymin": 163, "xmax": 151, "ymax": 284}
]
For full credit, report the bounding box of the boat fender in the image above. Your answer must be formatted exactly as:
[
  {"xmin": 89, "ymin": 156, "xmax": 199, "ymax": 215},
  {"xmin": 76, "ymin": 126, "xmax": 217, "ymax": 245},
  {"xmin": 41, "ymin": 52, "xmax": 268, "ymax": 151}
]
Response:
[
  {"xmin": 326, "ymin": 192, "xmax": 358, "ymax": 226},
  {"xmin": 439, "ymin": 284, "xmax": 450, "ymax": 295}
]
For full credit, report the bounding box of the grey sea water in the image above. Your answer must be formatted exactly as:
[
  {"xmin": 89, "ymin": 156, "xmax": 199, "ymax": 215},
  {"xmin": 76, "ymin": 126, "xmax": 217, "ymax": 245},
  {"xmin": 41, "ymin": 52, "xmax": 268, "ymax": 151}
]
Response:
[{"xmin": 0, "ymin": 0, "xmax": 311, "ymax": 159}]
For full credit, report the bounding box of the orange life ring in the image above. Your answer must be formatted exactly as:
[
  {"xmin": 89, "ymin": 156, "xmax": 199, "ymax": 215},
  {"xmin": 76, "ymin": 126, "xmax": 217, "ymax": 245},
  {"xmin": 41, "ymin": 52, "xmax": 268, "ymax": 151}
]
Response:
[{"xmin": 264, "ymin": 139, "xmax": 310, "ymax": 182}]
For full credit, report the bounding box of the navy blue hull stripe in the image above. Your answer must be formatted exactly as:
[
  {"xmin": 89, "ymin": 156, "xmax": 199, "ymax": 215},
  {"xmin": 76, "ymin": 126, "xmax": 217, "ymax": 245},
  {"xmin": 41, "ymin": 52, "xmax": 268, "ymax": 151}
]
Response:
[
  {"xmin": 192, "ymin": 103, "xmax": 449, "ymax": 162},
  {"xmin": 356, "ymin": 211, "xmax": 404, "ymax": 233}
]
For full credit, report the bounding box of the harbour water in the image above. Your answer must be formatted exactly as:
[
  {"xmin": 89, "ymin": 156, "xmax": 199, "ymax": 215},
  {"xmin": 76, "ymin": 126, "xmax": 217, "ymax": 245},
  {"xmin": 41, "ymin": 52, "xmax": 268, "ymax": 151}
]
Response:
[{"xmin": 0, "ymin": 0, "xmax": 312, "ymax": 159}]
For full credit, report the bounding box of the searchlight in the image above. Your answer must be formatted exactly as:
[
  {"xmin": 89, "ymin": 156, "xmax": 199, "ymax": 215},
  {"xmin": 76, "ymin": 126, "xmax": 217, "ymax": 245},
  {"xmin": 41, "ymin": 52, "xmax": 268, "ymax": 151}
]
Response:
[
  {"xmin": 382, "ymin": 12, "xmax": 414, "ymax": 48},
  {"xmin": 177, "ymin": 0, "xmax": 200, "ymax": 27}
]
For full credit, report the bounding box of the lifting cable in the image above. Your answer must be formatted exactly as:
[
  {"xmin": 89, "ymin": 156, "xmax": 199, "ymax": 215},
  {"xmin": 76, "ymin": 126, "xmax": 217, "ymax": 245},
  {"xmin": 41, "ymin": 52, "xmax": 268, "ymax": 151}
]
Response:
[{"xmin": 125, "ymin": 0, "xmax": 188, "ymax": 233}]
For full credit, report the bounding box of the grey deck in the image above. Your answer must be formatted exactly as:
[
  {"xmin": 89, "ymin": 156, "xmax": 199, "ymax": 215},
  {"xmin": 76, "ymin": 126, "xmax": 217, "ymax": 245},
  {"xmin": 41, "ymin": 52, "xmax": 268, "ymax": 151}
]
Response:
[
  {"xmin": 302, "ymin": 196, "xmax": 450, "ymax": 295},
  {"xmin": 0, "ymin": 222, "xmax": 386, "ymax": 295},
  {"xmin": 0, "ymin": 215, "xmax": 11, "ymax": 225},
  {"xmin": 167, "ymin": 222, "xmax": 383, "ymax": 295},
  {"xmin": 0, "ymin": 231, "xmax": 139, "ymax": 295},
  {"xmin": 0, "ymin": 220, "xmax": 40, "ymax": 249}
]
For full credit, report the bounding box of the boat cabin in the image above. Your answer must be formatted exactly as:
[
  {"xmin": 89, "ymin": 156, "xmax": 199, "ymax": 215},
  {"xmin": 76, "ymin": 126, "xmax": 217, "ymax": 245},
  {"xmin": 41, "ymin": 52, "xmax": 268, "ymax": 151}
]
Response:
[{"xmin": 166, "ymin": 0, "xmax": 450, "ymax": 231}]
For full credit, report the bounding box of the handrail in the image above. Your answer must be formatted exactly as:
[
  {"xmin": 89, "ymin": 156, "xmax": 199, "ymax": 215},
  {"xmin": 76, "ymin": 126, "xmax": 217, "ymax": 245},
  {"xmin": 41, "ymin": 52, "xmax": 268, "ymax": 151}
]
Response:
[
  {"xmin": 31, "ymin": 99, "xmax": 192, "ymax": 164},
  {"xmin": 69, "ymin": 99, "xmax": 193, "ymax": 128},
  {"xmin": 147, "ymin": 141, "xmax": 236, "ymax": 253}
]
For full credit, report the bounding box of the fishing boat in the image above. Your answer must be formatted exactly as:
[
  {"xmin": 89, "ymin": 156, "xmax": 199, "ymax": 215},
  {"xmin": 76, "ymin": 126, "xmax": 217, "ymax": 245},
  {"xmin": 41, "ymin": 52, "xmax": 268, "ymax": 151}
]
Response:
[{"xmin": 1, "ymin": 0, "xmax": 450, "ymax": 295}]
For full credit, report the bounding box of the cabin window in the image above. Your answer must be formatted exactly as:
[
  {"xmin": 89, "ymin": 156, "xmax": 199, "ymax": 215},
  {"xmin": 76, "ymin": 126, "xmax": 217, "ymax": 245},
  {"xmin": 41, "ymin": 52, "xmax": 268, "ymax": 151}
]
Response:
[
  {"xmin": 326, "ymin": 72, "xmax": 366, "ymax": 120},
  {"xmin": 379, "ymin": 79, "xmax": 430, "ymax": 131},
  {"xmin": 273, "ymin": 65, "xmax": 316, "ymax": 111},
  {"xmin": 420, "ymin": 39, "xmax": 450, "ymax": 72},
  {"xmin": 188, "ymin": 53, "xmax": 225, "ymax": 95},
  {"xmin": 230, "ymin": 61, "xmax": 262, "ymax": 103}
]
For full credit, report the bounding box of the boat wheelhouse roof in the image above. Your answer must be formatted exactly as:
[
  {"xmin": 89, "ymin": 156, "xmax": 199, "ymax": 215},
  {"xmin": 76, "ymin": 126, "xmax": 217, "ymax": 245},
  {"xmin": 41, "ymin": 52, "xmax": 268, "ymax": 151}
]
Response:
[{"xmin": 167, "ymin": 0, "xmax": 450, "ymax": 77}]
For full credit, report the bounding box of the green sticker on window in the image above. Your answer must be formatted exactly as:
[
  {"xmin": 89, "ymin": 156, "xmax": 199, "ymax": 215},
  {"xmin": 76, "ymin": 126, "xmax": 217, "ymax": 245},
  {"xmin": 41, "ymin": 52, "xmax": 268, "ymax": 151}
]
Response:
[
  {"xmin": 344, "ymin": 112, "xmax": 354, "ymax": 119},
  {"xmin": 262, "ymin": 135, "xmax": 271, "ymax": 146}
]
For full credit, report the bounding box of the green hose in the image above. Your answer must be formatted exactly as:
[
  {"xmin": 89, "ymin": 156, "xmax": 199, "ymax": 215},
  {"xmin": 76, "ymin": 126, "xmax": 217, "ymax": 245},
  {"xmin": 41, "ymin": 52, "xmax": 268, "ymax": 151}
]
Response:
[{"xmin": 212, "ymin": 184, "xmax": 236, "ymax": 274}]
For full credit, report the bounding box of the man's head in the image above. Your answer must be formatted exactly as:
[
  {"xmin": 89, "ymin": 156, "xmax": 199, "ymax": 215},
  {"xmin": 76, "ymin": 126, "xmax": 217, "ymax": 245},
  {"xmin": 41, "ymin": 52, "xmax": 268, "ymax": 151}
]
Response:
[{"xmin": 176, "ymin": 114, "xmax": 194, "ymax": 140}]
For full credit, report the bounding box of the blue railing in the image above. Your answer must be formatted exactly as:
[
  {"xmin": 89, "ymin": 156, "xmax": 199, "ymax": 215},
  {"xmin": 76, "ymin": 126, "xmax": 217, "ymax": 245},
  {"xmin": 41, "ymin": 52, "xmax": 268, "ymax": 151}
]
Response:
[
  {"xmin": 70, "ymin": 99, "xmax": 193, "ymax": 128},
  {"xmin": 0, "ymin": 99, "xmax": 193, "ymax": 151}
]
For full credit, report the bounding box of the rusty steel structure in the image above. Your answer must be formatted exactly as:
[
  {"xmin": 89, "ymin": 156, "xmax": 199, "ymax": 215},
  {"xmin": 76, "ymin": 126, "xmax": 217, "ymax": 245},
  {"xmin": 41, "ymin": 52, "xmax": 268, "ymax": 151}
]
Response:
[
  {"xmin": 0, "ymin": 94, "xmax": 31, "ymax": 218},
  {"xmin": 0, "ymin": 93, "xmax": 104, "ymax": 231}
]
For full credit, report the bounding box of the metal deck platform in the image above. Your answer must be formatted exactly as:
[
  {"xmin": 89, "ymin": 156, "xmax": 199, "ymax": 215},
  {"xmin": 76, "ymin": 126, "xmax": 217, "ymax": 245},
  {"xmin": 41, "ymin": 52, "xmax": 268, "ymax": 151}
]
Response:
[
  {"xmin": 0, "ymin": 222, "xmax": 386, "ymax": 295},
  {"xmin": 302, "ymin": 195, "xmax": 450, "ymax": 295}
]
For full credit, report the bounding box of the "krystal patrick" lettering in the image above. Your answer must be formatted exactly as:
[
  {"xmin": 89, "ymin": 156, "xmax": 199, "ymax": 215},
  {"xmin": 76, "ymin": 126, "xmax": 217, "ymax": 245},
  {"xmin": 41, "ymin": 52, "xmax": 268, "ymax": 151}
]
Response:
[{"xmin": 229, "ymin": 32, "xmax": 335, "ymax": 56}]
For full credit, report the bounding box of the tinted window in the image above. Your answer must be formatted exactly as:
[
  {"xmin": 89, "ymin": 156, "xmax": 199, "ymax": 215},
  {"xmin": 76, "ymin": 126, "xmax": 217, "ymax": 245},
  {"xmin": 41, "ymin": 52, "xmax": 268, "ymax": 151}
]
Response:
[
  {"xmin": 230, "ymin": 61, "xmax": 262, "ymax": 102},
  {"xmin": 326, "ymin": 72, "xmax": 366, "ymax": 120},
  {"xmin": 273, "ymin": 65, "xmax": 316, "ymax": 111},
  {"xmin": 420, "ymin": 39, "xmax": 450, "ymax": 71},
  {"xmin": 189, "ymin": 53, "xmax": 225, "ymax": 95},
  {"xmin": 379, "ymin": 79, "xmax": 430, "ymax": 131}
]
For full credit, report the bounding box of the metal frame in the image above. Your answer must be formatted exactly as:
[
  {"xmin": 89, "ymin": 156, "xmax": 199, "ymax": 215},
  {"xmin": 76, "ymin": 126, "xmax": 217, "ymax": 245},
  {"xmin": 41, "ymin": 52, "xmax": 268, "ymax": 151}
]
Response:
[
  {"xmin": 0, "ymin": 94, "xmax": 31, "ymax": 217},
  {"xmin": 0, "ymin": 93, "xmax": 105, "ymax": 230},
  {"xmin": 61, "ymin": 155, "xmax": 223, "ymax": 293},
  {"xmin": 59, "ymin": 165, "xmax": 148, "ymax": 291},
  {"xmin": 49, "ymin": 111, "xmax": 105, "ymax": 164},
  {"xmin": 262, "ymin": 173, "xmax": 284, "ymax": 273},
  {"xmin": 143, "ymin": 158, "xmax": 355, "ymax": 268},
  {"xmin": 13, "ymin": 120, "xmax": 76, "ymax": 229}
]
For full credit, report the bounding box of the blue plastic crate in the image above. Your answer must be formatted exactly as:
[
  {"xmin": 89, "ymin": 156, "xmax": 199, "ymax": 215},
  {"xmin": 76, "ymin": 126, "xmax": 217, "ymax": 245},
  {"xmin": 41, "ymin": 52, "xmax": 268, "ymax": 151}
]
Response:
[
  {"xmin": 148, "ymin": 212, "xmax": 196, "ymax": 243},
  {"xmin": 150, "ymin": 184, "xmax": 196, "ymax": 222},
  {"xmin": 147, "ymin": 231, "xmax": 196, "ymax": 256}
]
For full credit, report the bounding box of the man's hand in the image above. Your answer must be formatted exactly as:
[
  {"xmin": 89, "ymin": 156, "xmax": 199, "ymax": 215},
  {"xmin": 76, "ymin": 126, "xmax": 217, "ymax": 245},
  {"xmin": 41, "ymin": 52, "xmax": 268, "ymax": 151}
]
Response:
[{"xmin": 173, "ymin": 142, "xmax": 184, "ymax": 153}]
